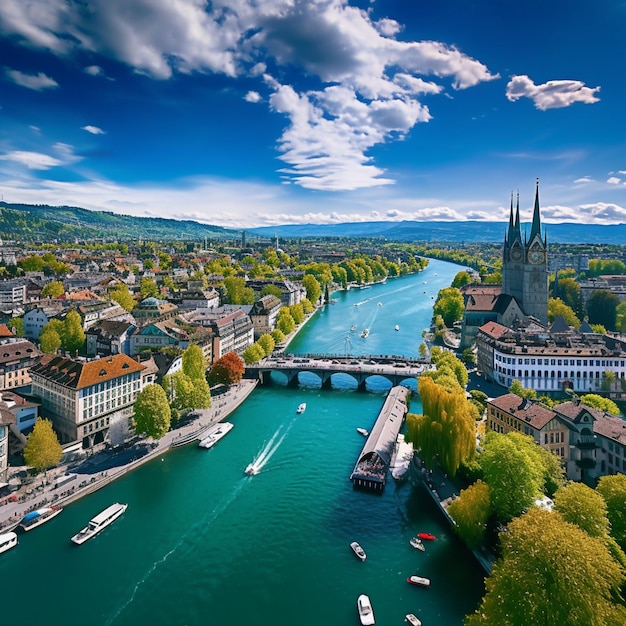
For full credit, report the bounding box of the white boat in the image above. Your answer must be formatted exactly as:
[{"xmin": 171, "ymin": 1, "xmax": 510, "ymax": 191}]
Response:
[
  {"xmin": 394, "ymin": 325, "xmax": 400, "ymax": 331},
  {"xmin": 407, "ymin": 575, "xmax": 431, "ymax": 588},
  {"xmin": 391, "ymin": 434, "xmax": 413, "ymax": 481},
  {"xmin": 296, "ymin": 403, "xmax": 307, "ymax": 414},
  {"xmin": 409, "ymin": 536, "xmax": 425, "ymax": 550},
  {"xmin": 0, "ymin": 531, "xmax": 18, "ymax": 554},
  {"xmin": 350, "ymin": 541, "xmax": 366, "ymax": 561},
  {"xmin": 377, "ymin": 302, "xmax": 383, "ymax": 306},
  {"xmin": 360, "ymin": 328, "xmax": 370, "ymax": 338},
  {"xmin": 405, "ymin": 614, "xmax": 422, "ymax": 626},
  {"xmin": 198, "ymin": 422, "xmax": 234, "ymax": 449},
  {"xmin": 19, "ymin": 506, "xmax": 63, "ymax": 532},
  {"xmin": 244, "ymin": 463, "xmax": 259, "ymax": 476},
  {"xmin": 356, "ymin": 427, "xmax": 369, "ymax": 437},
  {"xmin": 70, "ymin": 503, "xmax": 128, "ymax": 545},
  {"xmin": 350, "ymin": 325, "xmax": 357, "ymax": 332},
  {"xmin": 357, "ymin": 594, "xmax": 375, "ymax": 625}
]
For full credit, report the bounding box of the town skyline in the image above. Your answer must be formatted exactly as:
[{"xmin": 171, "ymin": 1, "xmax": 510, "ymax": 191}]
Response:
[{"xmin": 1, "ymin": 1, "xmax": 625, "ymax": 229}]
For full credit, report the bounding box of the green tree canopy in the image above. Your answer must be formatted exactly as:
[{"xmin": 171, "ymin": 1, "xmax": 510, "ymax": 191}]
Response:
[
  {"xmin": 140, "ymin": 276, "xmax": 160, "ymax": 298},
  {"xmin": 163, "ymin": 371, "xmax": 195, "ymax": 421},
  {"xmin": 109, "ymin": 283, "xmax": 136, "ymax": 311},
  {"xmin": 548, "ymin": 297, "xmax": 580, "ymax": 328},
  {"xmin": 223, "ymin": 277, "xmax": 255, "ymax": 305},
  {"xmin": 447, "ymin": 479, "xmax": 491, "ymax": 549},
  {"xmin": 302, "ymin": 273, "xmax": 322, "ymax": 305},
  {"xmin": 466, "ymin": 508, "xmax": 626, "ymax": 626},
  {"xmin": 553, "ymin": 277, "xmax": 583, "ymax": 318},
  {"xmin": 509, "ymin": 380, "xmax": 537, "ymax": 399},
  {"xmin": 242, "ymin": 343, "xmax": 265, "ymax": 365},
  {"xmin": 41, "ymin": 280, "xmax": 65, "ymax": 298},
  {"xmin": 182, "ymin": 343, "xmax": 206, "ymax": 382},
  {"xmin": 257, "ymin": 333, "xmax": 275, "ymax": 357},
  {"xmin": 23, "ymin": 418, "xmax": 63, "ymax": 471},
  {"xmin": 451, "ymin": 271, "xmax": 472, "ymax": 288},
  {"xmin": 7, "ymin": 317, "xmax": 24, "ymax": 337},
  {"xmin": 133, "ymin": 384, "xmax": 171, "ymax": 439},
  {"xmin": 580, "ymin": 394, "xmax": 621, "ymax": 416},
  {"xmin": 597, "ymin": 474, "xmax": 626, "ymax": 552},
  {"xmin": 553, "ymin": 482, "xmax": 612, "ymax": 538},
  {"xmin": 433, "ymin": 287, "xmax": 465, "ymax": 327},
  {"xmin": 39, "ymin": 326, "xmax": 61, "ymax": 354},
  {"xmin": 587, "ymin": 290, "xmax": 621, "ymax": 331},
  {"xmin": 61, "ymin": 310, "xmax": 86, "ymax": 354}
]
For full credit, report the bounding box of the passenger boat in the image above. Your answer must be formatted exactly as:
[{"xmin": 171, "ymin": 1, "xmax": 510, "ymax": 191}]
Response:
[
  {"xmin": 350, "ymin": 541, "xmax": 366, "ymax": 561},
  {"xmin": 417, "ymin": 532, "xmax": 436, "ymax": 541},
  {"xmin": 244, "ymin": 463, "xmax": 259, "ymax": 476},
  {"xmin": 19, "ymin": 506, "xmax": 63, "ymax": 532},
  {"xmin": 405, "ymin": 613, "xmax": 422, "ymax": 626},
  {"xmin": 409, "ymin": 537, "xmax": 425, "ymax": 552},
  {"xmin": 70, "ymin": 503, "xmax": 128, "ymax": 545},
  {"xmin": 296, "ymin": 403, "xmax": 307, "ymax": 414},
  {"xmin": 198, "ymin": 422, "xmax": 234, "ymax": 449},
  {"xmin": 391, "ymin": 434, "xmax": 413, "ymax": 481},
  {"xmin": 357, "ymin": 594, "xmax": 375, "ymax": 625},
  {"xmin": 360, "ymin": 328, "xmax": 370, "ymax": 339},
  {"xmin": 356, "ymin": 427, "xmax": 369, "ymax": 437},
  {"xmin": 407, "ymin": 575, "xmax": 431, "ymax": 588},
  {"xmin": 0, "ymin": 531, "xmax": 18, "ymax": 554}
]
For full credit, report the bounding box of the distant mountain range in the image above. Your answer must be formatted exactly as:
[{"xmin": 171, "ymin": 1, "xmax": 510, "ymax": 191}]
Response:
[
  {"xmin": 249, "ymin": 220, "xmax": 626, "ymax": 244},
  {"xmin": 1, "ymin": 201, "xmax": 624, "ymax": 244}
]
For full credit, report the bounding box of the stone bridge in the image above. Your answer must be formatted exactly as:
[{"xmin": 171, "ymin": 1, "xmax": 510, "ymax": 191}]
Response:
[{"xmin": 245, "ymin": 354, "xmax": 432, "ymax": 391}]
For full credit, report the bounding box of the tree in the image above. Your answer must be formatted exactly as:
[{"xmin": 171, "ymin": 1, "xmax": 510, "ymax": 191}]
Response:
[
  {"xmin": 23, "ymin": 418, "xmax": 63, "ymax": 471},
  {"xmin": 276, "ymin": 308, "xmax": 296, "ymax": 335},
  {"xmin": 243, "ymin": 343, "xmax": 265, "ymax": 364},
  {"xmin": 447, "ymin": 479, "xmax": 491, "ymax": 549},
  {"xmin": 39, "ymin": 326, "xmax": 61, "ymax": 353},
  {"xmin": 466, "ymin": 508, "xmax": 626, "ymax": 626},
  {"xmin": 41, "ymin": 280, "xmax": 65, "ymax": 298},
  {"xmin": 554, "ymin": 277, "xmax": 583, "ymax": 318},
  {"xmin": 61, "ymin": 310, "xmax": 86, "ymax": 354},
  {"xmin": 597, "ymin": 474, "xmax": 626, "ymax": 551},
  {"xmin": 302, "ymin": 273, "xmax": 322, "ymax": 305},
  {"xmin": 271, "ymin": 328, "xmax": 285, "ymax": 344},
  {"xmin": 509, "ymin": 380, "xmax": 536, "ymax": 399},
  {"xmin": 587, "ymin": 290, "xmax": 620, "ymax": 331},
  {"xmin": 433, "ymin": 287, "xmax": 464, "ymax": 327},
  {"xmin": 257, "ymin": 333, "xmax": 275, "ymax": 357},
  {"xmin": 133, "ymin": 384, "xmax": 171, "ymax": 439},
  {"xmin": 140, "ymin": 276, "xmax": 159, "ymax": 298},
  {"xmin": 7, "ymin": 316, "xmax": 24, "ymax": 337},
  {"xmin": 548, "ymin": 297, "xmax": 580, "ymax": 328},
  {"xmin": 209, "ymin": 352, "xmax": 245, "ymax": 386},
  {"xmin": 110, "ymin": 283, "xmax": 136, "ymax": 311},
  {"xmin": 553, "ymin": 482, "xmax": 612, "ymax": 539},
  {"xmin": 478, "ymin": 431, "xmax": 544, "ymax": 522},
  {"xmin": 260, "ymin": 284, "xmax": 282, "ymax": 299},
  {"xmin": 580, "ymin": 394, "xmax": 621, "ymax": 416},
  {"xmin": 223, "ymin": 277, "xmax": 255, "ymax": 305},
  {"xmin": 163, "ymin": 371, "xmax": 195, "ymax": 421},
  {"xmin": 451, "ymin": 271, "xmax": 472, "ymax": 288},
  {"xmin": 182, "ymin": 344, "xmax": 206, "ymax": 382}
]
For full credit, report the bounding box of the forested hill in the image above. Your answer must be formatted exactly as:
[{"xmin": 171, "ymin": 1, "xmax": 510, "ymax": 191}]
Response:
[
  {"xmin": 250, "ymin": 220, "xmax": 626, "ymax": 244},
  {"xmin": 0, "ymin": 202, "xmax": 238, "ymax": 242}
]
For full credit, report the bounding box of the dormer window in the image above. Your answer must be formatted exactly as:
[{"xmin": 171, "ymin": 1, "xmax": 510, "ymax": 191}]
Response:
[{"xmin": 99, "ymin": 368, "xmax": 107, "ymax": 376}]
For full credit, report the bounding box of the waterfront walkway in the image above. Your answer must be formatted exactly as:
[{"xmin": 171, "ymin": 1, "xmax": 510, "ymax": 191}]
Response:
[{"xmin": 0, "ymin": 379, "xmax": 258, "ymax": 532}]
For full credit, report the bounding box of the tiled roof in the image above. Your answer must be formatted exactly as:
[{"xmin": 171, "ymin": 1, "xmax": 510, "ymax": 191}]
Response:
[
  {"xmin": 593, "ymin": 414, "xmax": 626, "ymax": 445},
  {"xmin": 553, "ymin": 400, "xmax": 603, "ymax": 423},
  {"xmin": 0, "ymin": 340, "xmax": 40, "ymax": 364},
  {"xmin": 488, "ymin": 393, "xmax": 557, "ymax": 429},
  {"xmin": 31, "ymin": 354, "xmax": 145, "ymax": 390},
  {"xmin": 477, "ymin": 321, "xmax": 509, "ymax": 339}
]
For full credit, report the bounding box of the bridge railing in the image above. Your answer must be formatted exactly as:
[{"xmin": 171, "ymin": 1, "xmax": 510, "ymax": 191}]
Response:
[{"xmin": 272, "ymin": 352, "xmax": 431, "ymax": 364}]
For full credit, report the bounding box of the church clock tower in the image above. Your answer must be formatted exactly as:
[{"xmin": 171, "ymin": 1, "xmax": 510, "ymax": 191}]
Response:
[{"xmin": 502, "ymin": 180, "xmax": 548, "ymax": 325}]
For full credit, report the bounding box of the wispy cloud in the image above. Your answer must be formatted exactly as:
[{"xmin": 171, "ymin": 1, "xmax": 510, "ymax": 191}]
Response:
[
  {"xmin": 81, "ymin": 125, "xmax": 106, "ymax": 135},
  {"xmin": 505, "ymin": 75, "xmax": 600, "ymax": 110},
  {"xmin": 5, "ymin": 68, "xmax": 58, "ymax": 90},
  {"xmin": 0, "ymin": 143, "xmax": 81, "ymax": 170}
]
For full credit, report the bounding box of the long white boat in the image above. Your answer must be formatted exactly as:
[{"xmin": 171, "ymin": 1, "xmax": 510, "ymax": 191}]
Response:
[
  {"xmin": 71, "ymin": 503, "xmax": 128, "ymax": 545},
  {"xmin": 20, "ymin": 506, "xmax": 63, "ymax": 532},
  {"xmin": 391, "ymin": 433, "xmax": 413, "ymax": 481},
  {"xmin": 198, "ymin": 422, "xmax": 234, "ymax": 449},
  {"xmin": 0, "ymin": 531, "xmax": 18, "ymax": 555}
]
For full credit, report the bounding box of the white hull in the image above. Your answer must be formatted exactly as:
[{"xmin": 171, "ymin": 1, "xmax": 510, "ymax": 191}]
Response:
[
  {"xmin": 198, "ymin": 422, "xmax": 234, "ymax": 449},
  {"xmin": 357, "ymin": 594, "xmax": 375, "ymax": 625},
  {"xmin": 71, "ymin": 503, "xmax": 128, "ymax": 545},
  {"xmin": 296, "ymin": 403, "xmax": 306, "ymax": 414},
  {"xmin": 244, "ymin": 464, "xmax": 259, "ymax": 475},
  {"xmin": 0, "ymin": 531, "xmax": 18, "ymax": 554},
  {"xmin": 20, "ymin": 506, "xmax": 63, "ymax": 532},
  {"xmin": 391, "ymin": 434, "xmax": 413, "ymax": 481}
]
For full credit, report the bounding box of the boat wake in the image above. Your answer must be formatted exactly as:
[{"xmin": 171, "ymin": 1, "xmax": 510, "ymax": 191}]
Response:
[{"xmin": 245, "ymin": 415, "xmax": 298, "ymax": 476}]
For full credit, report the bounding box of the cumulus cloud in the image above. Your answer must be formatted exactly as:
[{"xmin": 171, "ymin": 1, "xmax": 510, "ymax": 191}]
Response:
[
  {"xmin": 81, "ymin": 125, "xmax": 106, "ymax": 135},
  {"xmin": 0, "ymin": 0, "xmax": 498, "ymax": 191},
  {"xmin": 5, "ymin": 68, "xmax": 58, "ymax": 90},
  {"xmin": 607, "ymin": 176, "xmax": 621, "ymax": 185},
  {"xmin": 244, "ymin": 91, "xmax": 261, "ymax": 103},
  {"xmin": 506, "ymin": 75, "xmax": 600, "ymax": 110},
  {"xmin": 84, "ymin": 65, "xmax": 104, "ymax": 76}
]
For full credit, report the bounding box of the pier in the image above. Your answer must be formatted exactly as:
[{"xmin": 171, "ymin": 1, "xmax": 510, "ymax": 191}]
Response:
[{"xmin": 350, "ymin": 386, "xmax": 410, "ymax": 492}]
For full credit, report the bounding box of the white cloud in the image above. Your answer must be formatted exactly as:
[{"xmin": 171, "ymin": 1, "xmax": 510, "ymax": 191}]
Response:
[
  {"xmin": 574, "ymin": 176, "xmax": 593, "ymax": 184},
  {"xmin": 244, "ymin": 91, "xmax": 261, "ymax": 103},
  {"xmin": 0, "ymin": 150, "xmax": 63, "ymax": 170},
  {"xmin": 82, "ymin": 125, "xmax": 106, "ymax": 135},
  {"xmin": 505, "ymin": 75, "xmax": 600, "ymax": 110},
  {"xmin": 5, "ymin": 68, "xmax": 58, "ymax": 90},
  {"xmin": 84, "ymin": 65, "xmax": 104, "ymax": 76},
  {"xmin": 607, "ymin": 176, "xmax": 621, "ymax": 185}
]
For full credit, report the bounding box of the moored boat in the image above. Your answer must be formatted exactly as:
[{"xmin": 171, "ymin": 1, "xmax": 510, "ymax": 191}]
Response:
[
  {"xmin": 296, "ymin": 402, "xmax": 307, "ymax": 414},
  {"xmin": 405, "ymin": 613, "xmax": 422, "ymax": 626},
  {"xmin": 0, "ymin": 531, "xmax": 18, "ymax": 554},
  {"xmin": 417, "ymin": 532, "xmax": 436, "ymax": 541},
  {"xmin": 19, "ymin": 506, "xmax": 63, "ymax": 532},
  {"xmin": 407, "ymin": 575, "xmax": 431, "ymax": 588},
  {"xmin": 357, "ymin": 594, "xmax": 375, "ymax": 625},
  {"xmin": 409, "ymin": 537, "xmax": 425, "ymax": 551},
  {"xmin": 70, "ymin": 503, "xmax": 128, "ymax": 545},
  {"xmin": 198, "ymin": 422, "xmax": 234, "ymax": 449},
  {"xmin": 350, "ymin": 541, "xmax": 366, "ymax": 561},
  {"xmin": 391, "ymin": 434, "xmax": 413, "ymax": 481},
  {"xmin": 356, "ymin": 427, "xmax": 369, "ymax": 437}
]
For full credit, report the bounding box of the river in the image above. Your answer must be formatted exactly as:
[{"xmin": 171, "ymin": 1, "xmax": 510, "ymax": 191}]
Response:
[{"xmin": 1, "ymin": 258, "xmax": 485, "ymax": 626}]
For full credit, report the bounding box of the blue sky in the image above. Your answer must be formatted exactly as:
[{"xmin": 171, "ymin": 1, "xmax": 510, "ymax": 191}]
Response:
[{"xmin": 0, "ymin": 0, "xmax": 624, "ymax": 230}]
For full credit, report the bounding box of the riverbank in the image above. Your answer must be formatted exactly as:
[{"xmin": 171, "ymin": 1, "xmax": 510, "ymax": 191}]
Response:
[{"xmin": 0, "ymin": 379, "xmax": 257, "ymax": 531}]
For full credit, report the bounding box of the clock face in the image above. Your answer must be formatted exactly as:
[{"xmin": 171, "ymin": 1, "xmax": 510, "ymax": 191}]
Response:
[
  {"xmin": 510, "ymin": 247, "xmax": 522, "ymax": 262},
  {"xmin": 528, "ymin": 249, "xmax": 545, "ymax": 264}
]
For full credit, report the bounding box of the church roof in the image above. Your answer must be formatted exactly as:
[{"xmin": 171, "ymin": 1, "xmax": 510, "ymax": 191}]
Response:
[{"xmin": 549, "ymin": 315, "xmax": 571, "ymax": 333}]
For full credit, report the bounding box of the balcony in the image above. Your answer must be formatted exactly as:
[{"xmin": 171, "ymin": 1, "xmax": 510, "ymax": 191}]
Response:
[
  {"xmin": 576, "ymin": 435, "xmax": 597, "ymax": 450},
  {"xmin": 576, "ymin": 457, "xmax": 597, "ymax": 469}
]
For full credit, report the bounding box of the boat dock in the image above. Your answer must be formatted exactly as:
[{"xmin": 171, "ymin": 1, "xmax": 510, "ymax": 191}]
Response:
[{"xmin": 349, "ymin": 386, "xmax": 410, "ymax": 492}]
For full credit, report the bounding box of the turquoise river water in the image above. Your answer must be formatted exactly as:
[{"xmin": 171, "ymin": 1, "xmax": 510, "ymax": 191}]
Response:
[{"xmin": 2, "ymin": 259, "xmax": 486, "ymax": 626}]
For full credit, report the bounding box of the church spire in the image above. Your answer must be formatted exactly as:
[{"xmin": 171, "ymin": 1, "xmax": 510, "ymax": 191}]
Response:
[
  {"xmin": 506, "ymin": 192, "xmax": 515, "ymax": 243},
  {"xmin": 529, "ymin": 178, "xmax": 542, "ymax": 242}
]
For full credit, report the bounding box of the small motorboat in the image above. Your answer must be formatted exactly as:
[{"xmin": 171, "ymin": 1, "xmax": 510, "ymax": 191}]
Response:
[
  {"xmin": 296, "ymin": 403, "xmax": 307, "ymax": 414},
  {"xmin": 357, "ymin": 594, "xmax": 375, "ymax": 625},
  {"xmin": 244, "ymin": 464, "xmax": 258, "ymax": 475},
  {"xmin": 409, "ymin": 537, "xmax": 425, "ymax": 552},
  {"xmin": 350, "ymin": 325, "xmax": 357, "ymax": 332},
  {"xmin": 394, "ymin": 325, "xmax": 400, "ymax": 331},
  {"xmin": 356, "ymin": 427, "xmax": 369, "ymax": 437},
  {"xmin": 417, "ymin": 532, "xmax": 436, "ymax": 541},
  {"xmin": 405, "ymin": 614, "xmax": 422, "ymax": 626},
  {"xmin": 407, "ymin": 575, "xmax": 431, "ymax": 588},
  {"xmin": 350, "ymin": 541, "xmax": 366, "ymax": 562},
  {"xmin": 360, "ymin": 328, "xmax": 370, "ymax": 339},
  {"xmin": 377, "ymin": 302, "xmax": 383, "ymax": 306}
]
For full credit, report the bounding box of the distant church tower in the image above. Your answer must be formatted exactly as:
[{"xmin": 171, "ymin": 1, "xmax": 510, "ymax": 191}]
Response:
[{"xmin": 502, "ymin": 180, "xmax": 548, "ymax": 325}]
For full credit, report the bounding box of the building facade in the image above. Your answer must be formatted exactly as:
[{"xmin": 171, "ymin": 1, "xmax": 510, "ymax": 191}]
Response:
[{"xmin": 0, "ymin": 339, "xmax": 41, "ymax": 391}]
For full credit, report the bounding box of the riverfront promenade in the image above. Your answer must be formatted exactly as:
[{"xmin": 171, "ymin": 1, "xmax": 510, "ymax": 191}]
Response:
[{"xmin": 0, "ymin": 379, "xmax": 257, "ymax": 532}]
